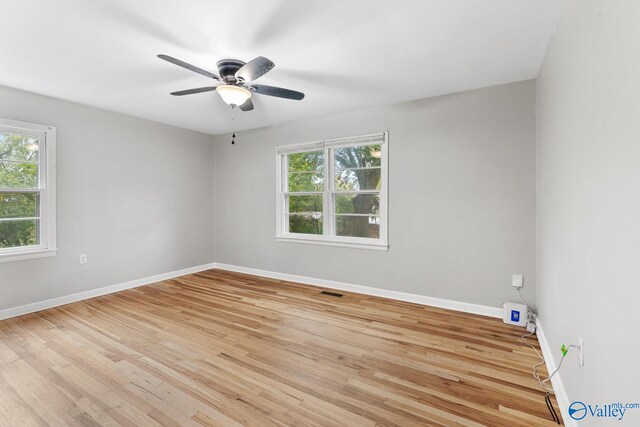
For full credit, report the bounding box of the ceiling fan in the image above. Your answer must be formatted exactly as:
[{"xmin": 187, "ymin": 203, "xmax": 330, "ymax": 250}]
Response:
[{"xmin": 157, "ymin": 54, "xmax": 305, "ymax": 111}]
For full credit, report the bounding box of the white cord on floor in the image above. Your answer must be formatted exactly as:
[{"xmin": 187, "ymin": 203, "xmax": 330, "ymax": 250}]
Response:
[
  {"xmin": 513, "ymin": 289, "xmax": 575, "ymax": 394},
  {"xmin": 521, "ymin": 329, "xmax": 555, "ymax": 393}
]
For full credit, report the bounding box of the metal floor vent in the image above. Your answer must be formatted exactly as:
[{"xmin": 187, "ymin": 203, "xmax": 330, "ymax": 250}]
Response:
[{"xmin": 320, "ymin": 291, "xmax": 344, "ymax": 298}]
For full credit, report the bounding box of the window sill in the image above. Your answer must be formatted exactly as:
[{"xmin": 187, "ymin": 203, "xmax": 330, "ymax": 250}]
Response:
[
  {"xmin": 0, "ymin": 248, "xmax": 58, "ymax": 263},
  {"xmin": 275, "ymin": 236, "xmax": 388, "ymax": 251}
]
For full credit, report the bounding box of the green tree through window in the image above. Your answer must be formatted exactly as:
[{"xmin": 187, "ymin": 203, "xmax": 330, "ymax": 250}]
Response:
[
  {"xmin": 287, "ymin": 151, "xmax": 324, "ymax": 234},
  {"xmin": 334, "ymin": 144, "xmax": 381, "ymax": 238},
  {"xmin": 0, "ymin": 131, "xmax": 40, "ymax": 248}
]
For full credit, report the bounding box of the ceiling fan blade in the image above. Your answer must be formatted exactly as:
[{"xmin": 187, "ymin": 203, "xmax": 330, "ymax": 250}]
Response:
[
  {"xmin": 249, "ymin": 84, "xmax": 305, "ymax": 100},
  {"xmin": 235, "ymin": 56, "xmax": 275, "ymax": 82},
  {"xmin": 170, "ymin": 86, "xmax": 218, "ymax": 96},
  {"xmin": 238, "ymin": 98, "xmax": 254, "ymax": 111},
  {"xmin": 158, "ymin": 54, "xmax": 220, "ymax": 80}
]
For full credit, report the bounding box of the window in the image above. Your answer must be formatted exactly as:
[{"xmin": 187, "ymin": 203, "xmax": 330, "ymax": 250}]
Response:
[
  {"xmin": 276, "ymin": 133, "xmax": 388, "ymax": 250},
  {"xmin": 0, "ymin": 118, "xmax": 56, "ymax": 262}
]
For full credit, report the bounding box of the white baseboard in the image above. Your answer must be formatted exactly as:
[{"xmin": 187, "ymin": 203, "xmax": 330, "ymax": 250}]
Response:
[
  {"xmin": 0, "ymin": 262, "xmax": 217, "ymax": 321},
  {"xmin": 535, "ymin": 317, "xmax": 574, "ymax": 427},
  {"xmin": 213, "ymin": 263, "xmax": 502, "ymax": 319},
  {"xmin": 1, "ymin": 261, "xmax": 502, "ymax": 323}
]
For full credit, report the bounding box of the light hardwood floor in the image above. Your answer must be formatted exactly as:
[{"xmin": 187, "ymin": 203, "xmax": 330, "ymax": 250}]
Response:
[{"xmin": 0, "ymin": 269, "xmax": 562, "ymax": 426}]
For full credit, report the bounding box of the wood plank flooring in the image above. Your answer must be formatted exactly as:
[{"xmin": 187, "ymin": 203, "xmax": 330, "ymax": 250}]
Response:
[{"xmin": 0, "ymin": 269, "xmax": 563, "ymax": 426}]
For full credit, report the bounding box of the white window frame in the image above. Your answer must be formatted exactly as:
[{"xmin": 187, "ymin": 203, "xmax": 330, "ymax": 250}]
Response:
[
  {"xmin": 276, "ymin": 132, "xmax": 388, "ymax": 251},
  {"xmin": 0, "ymin": 118, "xmax": 57, "ymax": 262}
]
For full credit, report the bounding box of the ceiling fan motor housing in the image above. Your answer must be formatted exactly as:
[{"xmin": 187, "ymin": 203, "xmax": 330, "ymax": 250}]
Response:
[{"xmin": 217, "ymin": 59, "xmax": 246, "ymax": 83}]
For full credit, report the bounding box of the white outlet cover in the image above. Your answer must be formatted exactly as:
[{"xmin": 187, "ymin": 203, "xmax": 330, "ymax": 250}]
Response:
[
  {"xmin": 512, "ymin": 274, "xmax": 524, "ymax": 288},
  {"xmin": 579, "ymin": 337, "xmax": 584, "ymax": 367}
]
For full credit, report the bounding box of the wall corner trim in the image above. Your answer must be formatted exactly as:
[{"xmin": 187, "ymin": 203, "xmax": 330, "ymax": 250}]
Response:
[
  {"xmin": 212, "ymin": 262, "xmax": 503, "ymax": 319},
  {"xmin": 535, "ymin": 317, "xmax": 575, "ymax": 427},
  {"xmin": 0, "ymin": 262, "xmax": 217, "ymax": 321}
]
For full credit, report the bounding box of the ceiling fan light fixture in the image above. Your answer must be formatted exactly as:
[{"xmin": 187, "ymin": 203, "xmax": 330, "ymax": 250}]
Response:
[
  {"xmin": 216, "ymin": 85, "xmax": 252, "ymax": 106},
  {"xmin": 158, "ymin": 54, "xmax": 305, "ymax": 112}
]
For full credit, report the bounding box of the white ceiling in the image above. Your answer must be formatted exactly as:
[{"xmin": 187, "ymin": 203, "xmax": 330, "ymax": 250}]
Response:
[{"xmin": 1, "ymin": 0, "xmax": 561, "ymax": 135}]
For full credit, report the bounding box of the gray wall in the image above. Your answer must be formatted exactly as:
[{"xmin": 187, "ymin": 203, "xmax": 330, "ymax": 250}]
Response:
[
  {"xmin": 537, "ymin": 0, "xmax": 640, "ymax": 420},
  {"xmin": 214, "ymin": 80, "xmax": 537, "ymax": 309},
  {"xmin": 0, "ymin": 85, "xmax": 216, "ymax": 310}
]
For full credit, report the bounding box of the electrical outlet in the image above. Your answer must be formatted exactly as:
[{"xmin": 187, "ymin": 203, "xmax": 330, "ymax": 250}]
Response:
[
  {"xmin": 512, "ymin": 274, "xmax": 524, "ymax": 288},
  {"xmin": 578, "ymin": 337, "xmax": 584, "ymax": 367},
  {"xmin": 79, "ymin": 254, "xmax": 88, "ymax": 264}
]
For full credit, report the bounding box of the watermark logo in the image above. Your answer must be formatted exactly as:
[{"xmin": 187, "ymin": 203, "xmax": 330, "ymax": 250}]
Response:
[
  {"xmin": 568, "ymin": 401, "xmax": 587, "ymax": 420},
  {"xmin": 569, "ymin": 401, "xmax": 640, "ymax": 421}
]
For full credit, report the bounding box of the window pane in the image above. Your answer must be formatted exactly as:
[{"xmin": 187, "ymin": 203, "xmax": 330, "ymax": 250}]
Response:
[
  {"xmin": 288, "ymin": 172, "xmax": 324, "ymax": 192},
  {"xmin": 335, "ymin": 168, "xmax": 381, "ymax": 191},
  {"xmin": 0, "ymin": 219, "xmax": 39, "ymax": 248},
  {"xmin": 0, "ymin": 131, "xmax": 39, "ymax": 162},
  {"xmin": 288, "ymin": 151, "xmax": 324, "ymax": 173},
  {"xmin": 334, "ymin": 144, "xmax": 381, "ymax": 169},
  {"xmin": 0, "ymin": 192, "xmax": 39, "ymax": 218},
  {"xmin": 289, "ymin": 214, "xmax": 323, "ymax": 235},
  {"xmin": 335, "ymin": 193, "xmax": 380, "ymax": 215},
  {"xmin": 0, "ymin": 161, "xmax": 38, "ymax": 189},
  {"xmin": 288, "ymin": 195, "xmax": 322, "ymax": 214},
  {"xmin": 335, "ymin": 215, "xmax": 380, "ymax": 239}
]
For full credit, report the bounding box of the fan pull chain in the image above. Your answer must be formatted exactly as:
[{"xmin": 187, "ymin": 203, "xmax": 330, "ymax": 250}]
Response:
[{"xmin": 231, "ymin": 107, "xmax": 236, "ymax": 145}]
